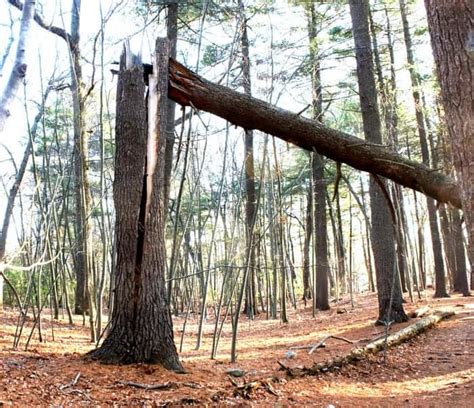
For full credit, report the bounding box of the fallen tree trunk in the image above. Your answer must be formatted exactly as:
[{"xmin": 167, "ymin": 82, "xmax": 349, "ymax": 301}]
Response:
[
  {"xmin": 167, "ymin": 59, "xmax": 461, "ymax": 208},
  {"xmin": 278, "ymin": 309, "xmax": 455, "ymax": 376}
]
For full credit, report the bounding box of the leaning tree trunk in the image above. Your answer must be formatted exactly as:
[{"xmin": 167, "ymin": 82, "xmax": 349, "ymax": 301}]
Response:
[
  {"xmin": 87, "ymin": 41, "xmax": 182, "ymax": 370},
  {"xmin": 166, "ymin": 62, "xmax": 460, "ymax": 209},
  {"xmin": 349, "ymin": 0, "xmax": 407, "ymax": 323},
  {"xmin": 424, "ymin": 0, "xmax": 474, "ymax": 289}
]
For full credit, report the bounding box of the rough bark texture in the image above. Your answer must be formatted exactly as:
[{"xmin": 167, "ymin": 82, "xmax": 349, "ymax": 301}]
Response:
[
  {"xmin": 307, "ymin": 3, "xmax": 329, "ymax": 311},
  {"xmin": 167, "ymin": 61, "xmax": 460, "ymax": 209},
  {"xmin": 349, "ymin": 0, "xmax": 407, "ymax": 323},
  {"xmin": 451, "ymin": 208, "xmax": 470, "ymax": 294},
  {"xmin": 425, "ymin": 0, "xmax": 474, "ymax": 289},
  {"xmin": 313, "ymin": 154, "xmax": 329, "ymax": 310},
  {"xmin": 87, "ymin": 42, "xmax": 181, "ymax": 370}
]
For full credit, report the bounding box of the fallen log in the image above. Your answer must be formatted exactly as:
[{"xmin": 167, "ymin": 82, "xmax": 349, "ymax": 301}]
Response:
[
  {"xmin": 278, "ymin": 309, "xmax": 455, "ymax": 377},
  {"xmin": 167, "ymin": 58, "xmax": 461, "ymax": 208}
]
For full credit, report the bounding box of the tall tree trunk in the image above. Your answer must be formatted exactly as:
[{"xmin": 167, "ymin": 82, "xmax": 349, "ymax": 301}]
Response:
[
  {"xmin": 450, "ymin": 208, "xmax": 470, "ymax": 294},
  {"xmin": 302, "ymin": 174, "xmax": 313, "ymax": 302},
  {"xmin": 239, "ymin": 0, "xmax": 257, "ymax": 318},
  {"xmin": 307, "ymin": 3, "xmax": 329, "ymax": 311},
  {"xmin": 69, "ymin": 0, "xmax": 93, "ymax": 316},
  {"xmin": 349, "ymin": 0, "xmax": 407, "ymax": 323},
  {"xmin": 424, "ymin": 0, "xmax": 473, "ymax": 289},
  {"xmin": 399, "ymin": 0, "xmax": 448, "ymax": 297},
  {"xmin": 371, "ymin": 4, "xmax": 409, "ymax": 293},
  {"xmin": 88, "ymin": 41, "xmax": 182, "ymax": 370}
]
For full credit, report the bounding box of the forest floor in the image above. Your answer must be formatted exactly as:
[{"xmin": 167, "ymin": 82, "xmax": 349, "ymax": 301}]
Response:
[{"xmin": 1, "ymin": 290, "xmax": 473, "ymax": 407}]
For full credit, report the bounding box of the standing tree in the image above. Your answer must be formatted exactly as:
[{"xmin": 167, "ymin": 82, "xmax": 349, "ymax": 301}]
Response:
[
  {"xmin": 87, "ymin": 41, "xmax": 182, "ymax": 370},
  {"xmin": 238, "ymin": 0, "xmax": 258, "ymax": 318},
  {"xmin": 306, "ymin": 2, "xmax": 329, "ymax": 311},
  {"xmin": 424, "ymin": 0, "xmax": 473, "ymax": 290},
  {"xmin": 348, "ymin": 0, "xmax": 407, "ymax": 323},
  {"xmin": 399, "ymin": 0, "xmax": 448, "ymax": 297}
]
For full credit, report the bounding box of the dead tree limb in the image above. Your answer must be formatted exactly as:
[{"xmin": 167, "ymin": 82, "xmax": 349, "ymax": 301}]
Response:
[
  {"xmin": 167, "ymin": 58, "xmax": 461, "ymax": 208},
  {"xmin": 308, "ymin": 335, "xmax": 356, "ymax": 354},
  {"xmin": 279, "ymin": 309, "xmax": 455, "ymax": 376}
]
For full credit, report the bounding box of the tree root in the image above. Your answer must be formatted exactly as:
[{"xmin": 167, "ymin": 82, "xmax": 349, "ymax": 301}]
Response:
[{"xmin": 278, "ymin": 309, "xmax": 455, "ymax": 377}]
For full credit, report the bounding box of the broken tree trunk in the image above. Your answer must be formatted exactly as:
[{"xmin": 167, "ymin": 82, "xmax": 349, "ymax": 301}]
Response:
[
  {"xmin": 87, "ymin": 40, "xmax": 182, "ymax": 370},
  {"xmin": 167, "ymin": 59, "xmax": 461, "ymax": 208},
  {"xmin": 279, "ymin": 309, "xmax": 454, "ymax": 376}
]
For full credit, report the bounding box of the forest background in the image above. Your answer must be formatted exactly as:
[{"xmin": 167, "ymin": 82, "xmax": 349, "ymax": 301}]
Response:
[{"xmin": 0, "ymin": 0, "xmax": 471, "ymax": 367}]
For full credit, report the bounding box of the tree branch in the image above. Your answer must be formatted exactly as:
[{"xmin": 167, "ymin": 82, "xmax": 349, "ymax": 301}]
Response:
[{"xmin": 7, "ymin": 0, "xmax": 72, "ymax": 43}]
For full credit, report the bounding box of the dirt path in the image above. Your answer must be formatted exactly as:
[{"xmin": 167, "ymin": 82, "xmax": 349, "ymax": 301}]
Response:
[{"xmin": 1, "ymin": 292, "xmax": 473, "ymax": 406}]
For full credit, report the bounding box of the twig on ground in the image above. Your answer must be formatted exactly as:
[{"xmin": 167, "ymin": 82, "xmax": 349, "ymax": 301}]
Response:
[
  {"xmin": 309, "ymin": 335, "xmax": 355, "ymax": 354},
  {"xmin": 116, "ymin": 380, "xmax": 178, "ymax": 390},
  {"xmin": 63, "ymin": 389, "xmax": 92, "ymax": 401},
  {"xmin": 289, "ymin": 335, "xmax": 357, "ymax": 354},
  {"xmin": 59, "ymin": 372, "xmax": 81, "ymax": 390}
]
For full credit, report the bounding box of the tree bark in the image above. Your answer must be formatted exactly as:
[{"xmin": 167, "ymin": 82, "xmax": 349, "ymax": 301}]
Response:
[
  {"xmin": 307, "ymin": 2, "xmax": 330, "ymax": 311},
  {"xmin": 166, "ymin": 62, "xmax": 461, "ymax": 208},
  {"xmin": 87, "ymin": 41, "xmax": 182, "ymax": 370},
  {"xmin": 0, "ymin": 0, "xmax": 36, "ymax": 133},
  {"xmin": 69, "ymin": 0, "xmax": 92, "ymax": 317},
  {"xmin": 349, "ymin": 0, "xmax": 407, "ymax": 323},
  {"xmin": 424, "ymin": 0, "xmax": 474, "ymax": 289}
]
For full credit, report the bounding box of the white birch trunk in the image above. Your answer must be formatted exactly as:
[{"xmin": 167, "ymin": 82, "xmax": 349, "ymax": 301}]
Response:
[{"xmin": 0, "ymin": 0, "xmax": 36, "ymax": 133}]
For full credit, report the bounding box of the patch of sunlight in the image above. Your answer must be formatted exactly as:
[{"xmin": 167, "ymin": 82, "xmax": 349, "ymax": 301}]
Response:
[
  {"xmin": 181, "ymin": 321, "xmax": 372, "ymax": 363},
  {"xmin": 318, "ymin": 368, "xmax": 474, "ymax": 398}
]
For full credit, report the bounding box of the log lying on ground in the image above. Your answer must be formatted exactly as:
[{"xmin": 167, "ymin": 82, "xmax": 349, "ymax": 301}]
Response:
[
  {"xmin": 167, "ymin": 59, "xmax": 461, "ymax": 208},
  {"xmin": 278, "ymin": 309, "xmax": 455, "ymax": 377}
]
